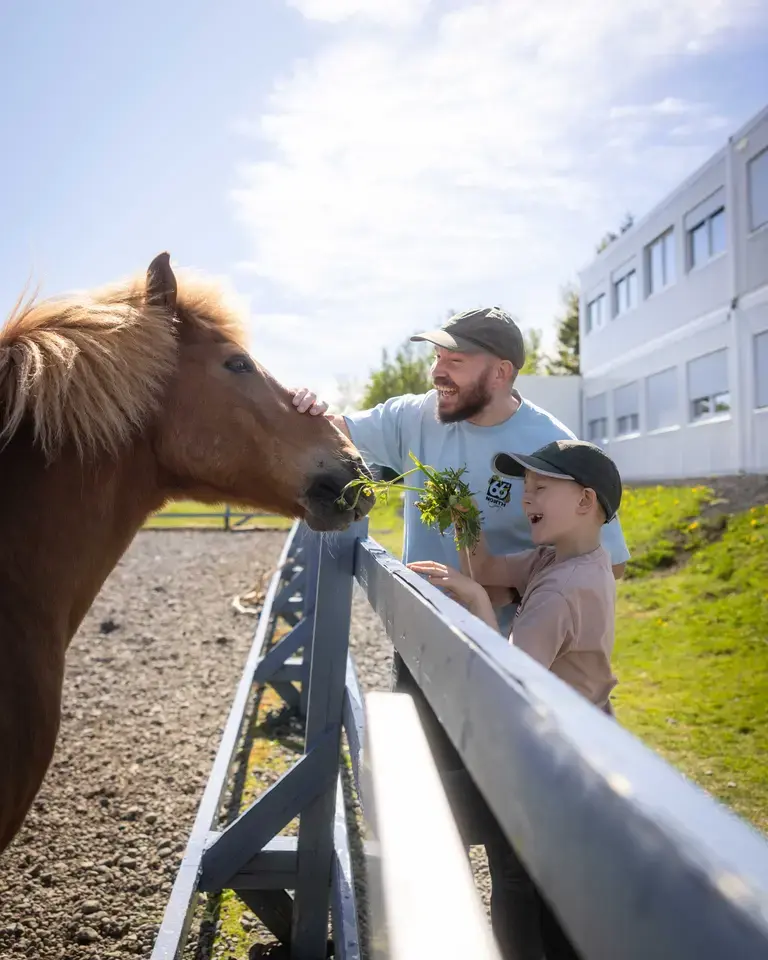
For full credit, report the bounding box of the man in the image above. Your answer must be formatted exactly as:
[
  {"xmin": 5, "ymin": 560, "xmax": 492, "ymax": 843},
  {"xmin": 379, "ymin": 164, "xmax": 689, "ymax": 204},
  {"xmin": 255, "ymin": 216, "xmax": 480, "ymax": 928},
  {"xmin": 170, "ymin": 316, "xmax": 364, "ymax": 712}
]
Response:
[
  {"xmin": 293, "ymin": 307, "xmax": 629, "ymax": 959},
  {"xmin": 292, "ymin": 306, "xmax": 629, "ymax": 600}
]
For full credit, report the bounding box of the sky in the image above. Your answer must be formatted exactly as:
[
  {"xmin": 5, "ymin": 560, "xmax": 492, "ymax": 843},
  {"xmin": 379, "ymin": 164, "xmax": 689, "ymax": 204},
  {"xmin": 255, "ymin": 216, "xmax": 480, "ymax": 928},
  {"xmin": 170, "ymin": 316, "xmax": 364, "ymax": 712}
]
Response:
[{"xmin": 1, "ymin": 0, "xmax": 767, "ymax": 406}]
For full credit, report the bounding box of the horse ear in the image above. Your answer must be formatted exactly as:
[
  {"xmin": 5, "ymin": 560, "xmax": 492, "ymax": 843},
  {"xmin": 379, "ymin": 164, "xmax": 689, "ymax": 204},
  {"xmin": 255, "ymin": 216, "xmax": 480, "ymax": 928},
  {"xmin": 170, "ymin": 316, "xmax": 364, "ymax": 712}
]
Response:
[{"xmin": 146, "ymin": 252, "xmax": 178, "ymax": 313}]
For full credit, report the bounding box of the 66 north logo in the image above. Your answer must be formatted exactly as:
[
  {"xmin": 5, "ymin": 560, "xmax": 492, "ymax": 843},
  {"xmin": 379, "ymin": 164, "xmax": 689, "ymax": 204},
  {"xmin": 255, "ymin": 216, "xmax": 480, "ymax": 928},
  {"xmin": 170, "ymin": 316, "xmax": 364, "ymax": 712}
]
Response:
[{"xmin": 485, "ymin": 474, "xmax": 512, "ymax": 508}]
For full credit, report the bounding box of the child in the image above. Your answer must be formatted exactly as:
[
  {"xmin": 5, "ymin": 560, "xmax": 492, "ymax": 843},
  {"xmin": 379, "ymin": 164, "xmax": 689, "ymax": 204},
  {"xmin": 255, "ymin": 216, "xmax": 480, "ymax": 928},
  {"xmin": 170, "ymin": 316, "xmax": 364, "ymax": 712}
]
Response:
[
  {"xmin": 407, "ymin": 438, "xmax": 623, "ymax": 960},
  {"xmin": 408, "ymin": 438, "xmax": 622, "ymax": 715}
]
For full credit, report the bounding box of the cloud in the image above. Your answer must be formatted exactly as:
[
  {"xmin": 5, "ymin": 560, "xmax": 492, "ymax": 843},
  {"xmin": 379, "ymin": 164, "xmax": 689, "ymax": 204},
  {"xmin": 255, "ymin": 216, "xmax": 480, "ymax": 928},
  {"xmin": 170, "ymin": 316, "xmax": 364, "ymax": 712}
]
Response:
[
  {"xmin": 232, "ymin": 0, "xmax": 766, "ymax": 405},
  {"xmin": 285, "ymin": 0, "xmax": 432, "ymax": 27}
]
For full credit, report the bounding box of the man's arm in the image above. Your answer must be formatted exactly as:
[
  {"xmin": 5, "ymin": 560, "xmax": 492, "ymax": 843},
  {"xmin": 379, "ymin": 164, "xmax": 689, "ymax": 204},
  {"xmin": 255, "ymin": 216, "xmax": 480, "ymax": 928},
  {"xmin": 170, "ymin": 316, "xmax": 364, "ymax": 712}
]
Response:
[
  {"xmin": 291, "ymin": 387, "xmax": 422, "ymax": 474},
  {"xmin": 612, "ymin": 562, "xmax": 626, "ymax": 580}
]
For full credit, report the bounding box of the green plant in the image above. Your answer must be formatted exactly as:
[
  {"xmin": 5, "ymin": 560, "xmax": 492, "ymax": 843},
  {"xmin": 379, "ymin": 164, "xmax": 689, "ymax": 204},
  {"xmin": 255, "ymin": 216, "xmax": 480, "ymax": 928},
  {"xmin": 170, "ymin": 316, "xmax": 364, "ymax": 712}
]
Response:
[{"xmin": 339, "ymin": 452, "xmax": 483, "ymax": 553}]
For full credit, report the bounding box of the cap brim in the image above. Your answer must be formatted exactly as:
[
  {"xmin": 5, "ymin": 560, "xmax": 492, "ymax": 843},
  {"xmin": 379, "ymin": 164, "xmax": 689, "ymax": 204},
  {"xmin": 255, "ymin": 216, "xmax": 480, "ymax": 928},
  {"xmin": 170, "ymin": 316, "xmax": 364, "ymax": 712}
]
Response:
[
  {"xmin": 410, "ymin": 330, "xmax": 484, "ymax": 353},
  {"xmin": 493, "ymin": 452, "xmax": 575, "ymax": 481}
]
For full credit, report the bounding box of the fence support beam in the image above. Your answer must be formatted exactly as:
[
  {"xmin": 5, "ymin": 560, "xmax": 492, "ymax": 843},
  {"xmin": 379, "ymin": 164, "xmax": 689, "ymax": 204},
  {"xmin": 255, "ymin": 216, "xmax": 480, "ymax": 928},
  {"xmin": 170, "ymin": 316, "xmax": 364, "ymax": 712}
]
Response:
[
  {"xmin": 199, "ymin": 729, "xmax": 338, "ymax": 893},
  {"xmin": 289, "ymin": 520, "xmax": 367, "ymax": 960}
]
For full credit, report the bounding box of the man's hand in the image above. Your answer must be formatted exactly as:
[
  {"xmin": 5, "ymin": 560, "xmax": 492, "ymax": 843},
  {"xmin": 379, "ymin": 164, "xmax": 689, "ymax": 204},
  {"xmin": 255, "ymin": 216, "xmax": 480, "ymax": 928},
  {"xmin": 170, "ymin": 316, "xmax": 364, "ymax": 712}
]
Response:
[
  {"xmin": 291, "ymin": 387, "xmax": 329, "ymax": 416},
  {"xmin": 290, "ymin": 387, "xmax": 351, "ymax": 439}
]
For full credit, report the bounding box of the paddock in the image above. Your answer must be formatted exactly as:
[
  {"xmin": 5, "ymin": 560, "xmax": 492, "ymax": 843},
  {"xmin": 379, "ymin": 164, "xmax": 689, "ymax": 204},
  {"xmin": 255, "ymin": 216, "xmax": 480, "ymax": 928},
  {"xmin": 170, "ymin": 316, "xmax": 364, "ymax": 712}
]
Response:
[
  {"xmin": 0, "ymin": 528, "xmax": 397, "ymax": 958},
  {"xmin": 2, "ymin": 519, "xmax": 768, "ymax": 960}
]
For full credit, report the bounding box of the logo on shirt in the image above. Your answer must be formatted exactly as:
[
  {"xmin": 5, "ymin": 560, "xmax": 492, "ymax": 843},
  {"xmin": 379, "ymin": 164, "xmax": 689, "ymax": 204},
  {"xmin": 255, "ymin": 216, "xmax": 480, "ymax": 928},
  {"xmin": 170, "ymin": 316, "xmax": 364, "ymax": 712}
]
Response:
[{"xmin": 485, "ymin": 474, "xmax": 512, "ymax": 509}]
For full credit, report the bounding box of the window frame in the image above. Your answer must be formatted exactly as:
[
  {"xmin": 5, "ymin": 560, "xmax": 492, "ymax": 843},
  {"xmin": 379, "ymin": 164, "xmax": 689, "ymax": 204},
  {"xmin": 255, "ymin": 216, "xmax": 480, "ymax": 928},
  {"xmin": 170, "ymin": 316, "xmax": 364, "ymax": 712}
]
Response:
[
  {"xmin": 688, "ymin": 206, "xmax": 726, "ymax": 269},
  {"xmin": 747, "ymin": 147, "xmax": 768, "ymax": 233},
  {"xmin": 586, "ymin": 293, "xmax": 606, "ymax": 334},
  {"xmin": 646, "ymin": 227, "xmax": 676, "ymax": 296},
  {"xmin": 613, "ymin": 268, "xmax": 637, "ymax": 318}
]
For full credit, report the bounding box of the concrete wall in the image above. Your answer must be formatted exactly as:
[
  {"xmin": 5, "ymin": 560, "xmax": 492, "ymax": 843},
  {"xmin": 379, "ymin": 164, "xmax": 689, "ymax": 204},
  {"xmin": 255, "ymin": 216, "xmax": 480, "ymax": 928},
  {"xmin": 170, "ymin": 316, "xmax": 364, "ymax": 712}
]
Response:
[{"xmin": 516, "ymin": 374, "xmax": 582, "ymax": 437}]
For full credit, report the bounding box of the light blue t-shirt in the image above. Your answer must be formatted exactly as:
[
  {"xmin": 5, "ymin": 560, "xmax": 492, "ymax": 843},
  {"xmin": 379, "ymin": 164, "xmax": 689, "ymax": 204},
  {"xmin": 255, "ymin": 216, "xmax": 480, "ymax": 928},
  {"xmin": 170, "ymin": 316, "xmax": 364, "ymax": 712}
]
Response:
[{"xmin": 345, "ymin": 389, "xmax": 631, "ymax": 575}]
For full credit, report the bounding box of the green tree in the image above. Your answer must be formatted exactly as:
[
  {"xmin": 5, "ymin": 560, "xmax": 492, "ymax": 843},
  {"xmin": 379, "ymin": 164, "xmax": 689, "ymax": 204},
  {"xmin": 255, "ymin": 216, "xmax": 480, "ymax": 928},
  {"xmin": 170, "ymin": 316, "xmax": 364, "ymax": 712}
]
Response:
[
  {"xmin": 520, "ymin": 328, "xmax": 545, "ymax": 375},
  {"xmin": 596, "ymin": 211, "xmax": 634, "ymax": 253},
  {"xmin": 547, "ymin": 284, "xmax": 580, "ymax": 376},
  {"xmin": 360, "ymin": 336, "xmax": 432, "ymax": 409}
]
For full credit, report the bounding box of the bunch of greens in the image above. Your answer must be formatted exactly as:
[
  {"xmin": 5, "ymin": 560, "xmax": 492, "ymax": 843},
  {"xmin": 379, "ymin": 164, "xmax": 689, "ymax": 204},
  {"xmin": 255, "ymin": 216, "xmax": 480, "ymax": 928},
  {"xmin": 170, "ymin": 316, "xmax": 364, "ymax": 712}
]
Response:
[{"xmin": 338, "ymin": 451, "xmax": 483, "ymax": 553}]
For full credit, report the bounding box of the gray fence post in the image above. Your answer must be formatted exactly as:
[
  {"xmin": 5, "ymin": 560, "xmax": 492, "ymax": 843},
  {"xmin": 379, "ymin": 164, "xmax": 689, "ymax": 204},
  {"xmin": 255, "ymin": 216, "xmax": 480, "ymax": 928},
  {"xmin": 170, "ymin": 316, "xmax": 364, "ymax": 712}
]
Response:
[{"xmin": 290, "ymin": 518, "xmax": 368, "ymax": 959}]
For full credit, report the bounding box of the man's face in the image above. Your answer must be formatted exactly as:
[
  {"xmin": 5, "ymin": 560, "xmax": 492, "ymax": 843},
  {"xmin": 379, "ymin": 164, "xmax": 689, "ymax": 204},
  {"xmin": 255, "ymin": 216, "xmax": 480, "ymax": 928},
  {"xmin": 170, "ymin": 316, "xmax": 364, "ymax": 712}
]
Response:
[{"xmin": 430, "ymin": 346, "xmax": 497, "ymax": 423}]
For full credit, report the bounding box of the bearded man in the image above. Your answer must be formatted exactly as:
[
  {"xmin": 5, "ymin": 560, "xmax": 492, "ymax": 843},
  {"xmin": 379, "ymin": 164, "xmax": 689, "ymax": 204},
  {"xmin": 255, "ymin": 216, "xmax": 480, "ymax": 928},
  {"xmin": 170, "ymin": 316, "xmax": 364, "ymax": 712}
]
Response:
[
  {"xmin": 293, "ymin": 306, "xmax": 629, "ymax": 598},
  {"xmin": 292, "ymin": 306, "xmax": 629, "ymax": 959}
]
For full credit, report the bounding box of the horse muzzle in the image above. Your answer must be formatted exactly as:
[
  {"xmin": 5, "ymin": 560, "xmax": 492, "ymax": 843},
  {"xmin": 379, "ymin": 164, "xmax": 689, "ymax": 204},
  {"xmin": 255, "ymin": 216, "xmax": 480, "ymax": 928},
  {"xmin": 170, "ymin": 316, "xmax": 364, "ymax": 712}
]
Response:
[{"xmin": 301, "ymin": 459, "xmax": 375, "ymax": 532}]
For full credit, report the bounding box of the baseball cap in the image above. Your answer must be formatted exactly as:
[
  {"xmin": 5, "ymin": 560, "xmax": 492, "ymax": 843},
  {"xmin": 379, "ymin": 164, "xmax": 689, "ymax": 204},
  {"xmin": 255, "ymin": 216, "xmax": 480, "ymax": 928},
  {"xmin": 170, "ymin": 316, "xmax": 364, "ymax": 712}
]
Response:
[
  {"xmin": 411, "ymin": 306, "xmax": 526, "ymax": 370},
  {"xmin": 492, "ymin": 439, "xmax": 622, "ymax": 524}
]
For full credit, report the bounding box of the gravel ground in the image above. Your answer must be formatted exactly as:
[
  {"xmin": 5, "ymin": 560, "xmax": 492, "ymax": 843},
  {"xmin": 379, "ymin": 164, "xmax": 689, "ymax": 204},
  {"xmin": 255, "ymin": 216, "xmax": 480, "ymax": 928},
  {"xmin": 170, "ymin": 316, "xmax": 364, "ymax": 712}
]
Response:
[
  {"xmin": 0, "ymin": 529, "xmax": 284, "ymax": 960},
  {"xmin": 0, "ymin": 529, "xmax": 491, "ymax": 960}
]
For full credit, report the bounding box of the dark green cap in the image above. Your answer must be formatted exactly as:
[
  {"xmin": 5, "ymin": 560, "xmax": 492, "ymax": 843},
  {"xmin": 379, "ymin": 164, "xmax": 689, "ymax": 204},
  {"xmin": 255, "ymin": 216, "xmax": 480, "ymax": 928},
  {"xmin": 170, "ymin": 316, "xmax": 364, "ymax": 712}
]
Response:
[
  {"xmin": 493, "ymin": 439, "xmax": 622, "ymax": 524},
  {"xmin": 411, "ymin": 306, "xmax": 526, "ymax": 369}
]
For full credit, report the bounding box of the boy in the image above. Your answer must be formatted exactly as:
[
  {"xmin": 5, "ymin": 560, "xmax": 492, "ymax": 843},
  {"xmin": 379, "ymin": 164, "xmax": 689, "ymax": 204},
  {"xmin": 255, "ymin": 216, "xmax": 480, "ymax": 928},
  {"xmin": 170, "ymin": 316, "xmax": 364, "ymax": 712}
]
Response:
[
  {"xmin": 408, "ymin": 438, "xmax": 621, "ymax": 713},
  {"xmin": 407, "ymin": 439, "xmax": 623, "ymax": 959}
]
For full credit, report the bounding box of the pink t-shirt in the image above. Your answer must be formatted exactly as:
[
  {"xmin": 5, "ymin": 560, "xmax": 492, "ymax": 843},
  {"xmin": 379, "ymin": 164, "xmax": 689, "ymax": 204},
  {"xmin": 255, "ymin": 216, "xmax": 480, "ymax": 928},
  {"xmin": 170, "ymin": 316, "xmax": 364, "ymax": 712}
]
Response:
[{"xmin": 501, "ymin": 545, "xmax": 617, "ymax": 709}]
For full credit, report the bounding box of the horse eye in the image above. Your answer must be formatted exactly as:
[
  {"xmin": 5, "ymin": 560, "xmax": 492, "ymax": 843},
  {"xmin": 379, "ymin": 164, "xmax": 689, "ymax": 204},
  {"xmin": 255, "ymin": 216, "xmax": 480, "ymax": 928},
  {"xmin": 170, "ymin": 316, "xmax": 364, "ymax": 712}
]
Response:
[{"xmin": 224, "ymin": 355, "xmax": 254, "ymax": 374}]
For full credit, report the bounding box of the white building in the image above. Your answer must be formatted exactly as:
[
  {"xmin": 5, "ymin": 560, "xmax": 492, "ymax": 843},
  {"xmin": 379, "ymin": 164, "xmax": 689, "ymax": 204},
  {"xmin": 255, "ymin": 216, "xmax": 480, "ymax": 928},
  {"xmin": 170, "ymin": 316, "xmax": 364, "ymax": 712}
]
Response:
[{"xmin": 577, "ymin": 103, "xmax": 768, "ymax": 481}]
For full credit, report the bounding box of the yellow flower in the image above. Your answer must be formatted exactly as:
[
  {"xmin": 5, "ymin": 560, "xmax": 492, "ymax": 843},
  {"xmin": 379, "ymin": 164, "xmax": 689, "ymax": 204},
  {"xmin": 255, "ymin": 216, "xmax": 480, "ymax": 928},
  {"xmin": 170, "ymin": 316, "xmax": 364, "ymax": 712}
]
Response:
[
  {"xmin": 751, "ymin": 519, "xmax": 759, "ymax": 527},
  {"xmin": 688, "ymin": 521, "xmax": 699, "ymax": 531}
]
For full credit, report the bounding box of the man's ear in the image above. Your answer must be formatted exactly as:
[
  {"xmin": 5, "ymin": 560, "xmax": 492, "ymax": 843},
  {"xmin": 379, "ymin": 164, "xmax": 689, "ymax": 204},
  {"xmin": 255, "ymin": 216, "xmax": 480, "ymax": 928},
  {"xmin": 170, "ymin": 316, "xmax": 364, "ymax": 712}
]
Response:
[
  {"xmin": 146, "ymin": 251, "xmax": 178, "ymax": 314},
  {"xmin": 496, "ymin": 358, "xmax": 515, "ymax": 386}
]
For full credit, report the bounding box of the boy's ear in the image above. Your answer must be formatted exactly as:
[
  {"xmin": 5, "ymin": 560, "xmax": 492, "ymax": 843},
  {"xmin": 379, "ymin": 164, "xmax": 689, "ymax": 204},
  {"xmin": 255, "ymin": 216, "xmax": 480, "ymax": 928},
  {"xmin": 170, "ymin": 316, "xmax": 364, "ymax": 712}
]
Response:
[{"xmin": 577, "ymin": 486, "xmax": 600, "ymax": 516}]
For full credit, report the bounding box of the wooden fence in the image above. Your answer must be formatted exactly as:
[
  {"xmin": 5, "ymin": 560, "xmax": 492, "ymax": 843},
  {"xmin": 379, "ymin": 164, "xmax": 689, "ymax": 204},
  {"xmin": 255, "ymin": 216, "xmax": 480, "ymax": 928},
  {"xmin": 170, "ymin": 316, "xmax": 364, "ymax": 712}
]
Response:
[{"xmin": 150, "ymin": 519, "xmax": 768, "ymax": 960}]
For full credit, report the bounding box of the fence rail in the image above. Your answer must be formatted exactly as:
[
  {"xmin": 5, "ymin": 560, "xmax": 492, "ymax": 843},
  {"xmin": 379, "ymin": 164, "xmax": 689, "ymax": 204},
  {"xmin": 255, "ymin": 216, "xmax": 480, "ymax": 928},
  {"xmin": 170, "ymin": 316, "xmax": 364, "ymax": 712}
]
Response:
[
  {"xmin": 151, "ymin": 520, "xmax": 768, "ymax": 960},
  {"xmin": 145, "ymin": 504, "xmax": 285, "ymax": 531}
]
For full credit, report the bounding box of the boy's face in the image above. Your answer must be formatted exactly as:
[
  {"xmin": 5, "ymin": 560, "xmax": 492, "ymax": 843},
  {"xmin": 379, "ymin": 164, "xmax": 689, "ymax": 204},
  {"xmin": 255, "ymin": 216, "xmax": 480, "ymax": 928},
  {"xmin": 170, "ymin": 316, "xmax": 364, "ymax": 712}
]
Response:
[{"xmin": 521, "ymin": 469, "xmax": 596, "ymax": 544}]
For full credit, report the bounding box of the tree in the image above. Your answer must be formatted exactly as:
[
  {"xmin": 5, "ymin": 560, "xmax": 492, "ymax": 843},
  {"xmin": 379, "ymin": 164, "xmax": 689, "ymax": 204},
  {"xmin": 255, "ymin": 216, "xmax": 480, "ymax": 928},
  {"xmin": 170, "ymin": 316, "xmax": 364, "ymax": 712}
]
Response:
[
  {"xmin": 595, "ymin": 211, "xmax": 634, "ymax": 253},
  {"xmin": 546, "ymin": 284, "xmax": 580, "ymax": 376},
  {"xmin": 360, "ymin": 336, "xmax": 432, "ymax": 409},
  {"xmin": 520, "ymin": 328, "xmax": 545, "ymax": 375}
]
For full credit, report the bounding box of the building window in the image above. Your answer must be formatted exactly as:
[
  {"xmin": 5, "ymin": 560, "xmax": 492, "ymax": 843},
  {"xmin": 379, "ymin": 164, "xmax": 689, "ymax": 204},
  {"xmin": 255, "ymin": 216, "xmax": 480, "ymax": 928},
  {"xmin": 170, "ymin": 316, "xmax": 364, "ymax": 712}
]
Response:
[
  {"xmin": 613, "ymin": 269, "xmax": 637, "ymax": 317},
  {"xmin": 687, "ymin": 348, "xmax": 730, "ymax": 422},
  {"xmin": 646, "ymin": 367, "xmax": 678, "ymax": 431},
  {"xmin": 613, "ymin": 381, "xmax": 640, "ymax": 437},
  {"xmin": 755, "ymin": 330, "xmax": 768, "ymax": 409},
  {"xmin": 689, "ymin": 207, "xmax": 726, "ymax": 268},
  {"xmin": 646, "ymin": 228, "xmax": 675, "ymax": 295},
  {"xmin": 748, "ymin": 148, "xmax": 768, "ymax": 232},
  {"xmin": 586, "ymin": 294, "xmax": 605, "ymax": 333},
  {"xmin": 586, "ymin": 393, "xmax": 608, "ymax": 445},
  {"xmin": 588, "ymin": 417, "xmax": 609, "ymax": 444}
]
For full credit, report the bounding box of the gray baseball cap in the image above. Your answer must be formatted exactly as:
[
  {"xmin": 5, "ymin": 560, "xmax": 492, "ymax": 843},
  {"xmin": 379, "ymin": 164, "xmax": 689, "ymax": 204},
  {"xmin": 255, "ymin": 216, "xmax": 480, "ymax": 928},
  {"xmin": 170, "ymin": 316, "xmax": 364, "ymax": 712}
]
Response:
[{"xmin": 411, "ymin": 307, "xmax": 526, "ymax": 369}]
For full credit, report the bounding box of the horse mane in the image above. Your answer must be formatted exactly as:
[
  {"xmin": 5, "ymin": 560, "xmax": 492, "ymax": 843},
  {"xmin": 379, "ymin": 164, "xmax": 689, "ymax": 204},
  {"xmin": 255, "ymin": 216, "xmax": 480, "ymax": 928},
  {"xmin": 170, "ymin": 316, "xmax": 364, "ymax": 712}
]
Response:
[{"xmin": 0, "ymin": 269, "xmax": 248, "ymax": 461}]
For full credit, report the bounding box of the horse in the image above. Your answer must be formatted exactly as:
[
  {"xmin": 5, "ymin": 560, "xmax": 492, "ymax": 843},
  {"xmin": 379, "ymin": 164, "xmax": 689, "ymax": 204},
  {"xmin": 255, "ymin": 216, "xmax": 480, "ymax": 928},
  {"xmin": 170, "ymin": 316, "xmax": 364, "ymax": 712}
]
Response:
[{"xmin": 0, "ymin": 252, "xmax": 373, "ymax": 854}]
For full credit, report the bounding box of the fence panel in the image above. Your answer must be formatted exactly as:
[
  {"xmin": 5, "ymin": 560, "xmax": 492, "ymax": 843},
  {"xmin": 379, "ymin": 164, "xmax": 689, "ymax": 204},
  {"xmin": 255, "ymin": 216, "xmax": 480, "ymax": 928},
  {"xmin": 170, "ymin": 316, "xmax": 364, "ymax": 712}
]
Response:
[{"xmin": 354, "ymin": 535, "xmax": 768, "ymax": 960}]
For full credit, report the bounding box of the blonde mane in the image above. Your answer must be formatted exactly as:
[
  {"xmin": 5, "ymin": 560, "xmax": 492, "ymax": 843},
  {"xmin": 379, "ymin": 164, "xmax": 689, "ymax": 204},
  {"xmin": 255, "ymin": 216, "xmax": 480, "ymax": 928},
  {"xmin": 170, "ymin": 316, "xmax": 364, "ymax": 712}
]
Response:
[{"xmin": 0, "ymin": 268, "xmax": 248, "ymax": 461}]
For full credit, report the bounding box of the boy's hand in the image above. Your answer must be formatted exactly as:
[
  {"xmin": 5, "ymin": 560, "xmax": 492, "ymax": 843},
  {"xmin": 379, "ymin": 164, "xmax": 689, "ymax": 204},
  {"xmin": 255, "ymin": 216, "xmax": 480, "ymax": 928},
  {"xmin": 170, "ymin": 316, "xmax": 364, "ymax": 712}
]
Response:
[{"xmin": 407, "ymin": 560, "xmax": 487, "ymax": 608}]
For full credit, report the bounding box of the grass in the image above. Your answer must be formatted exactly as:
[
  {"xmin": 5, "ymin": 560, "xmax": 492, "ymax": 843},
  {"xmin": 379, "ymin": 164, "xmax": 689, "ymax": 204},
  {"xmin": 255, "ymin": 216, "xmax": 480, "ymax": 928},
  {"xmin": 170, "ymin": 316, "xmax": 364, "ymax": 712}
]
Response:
[
  {"xmin": 363, "ymin": 481, "xmax": 768, "ymax": 833},
  {"xmin": 614, "ymin": 504, "xmax": 768, "ymax": 833},
  {"xmin": 144, "ymin": 500, "xmax": 293, "ymax": 530}
]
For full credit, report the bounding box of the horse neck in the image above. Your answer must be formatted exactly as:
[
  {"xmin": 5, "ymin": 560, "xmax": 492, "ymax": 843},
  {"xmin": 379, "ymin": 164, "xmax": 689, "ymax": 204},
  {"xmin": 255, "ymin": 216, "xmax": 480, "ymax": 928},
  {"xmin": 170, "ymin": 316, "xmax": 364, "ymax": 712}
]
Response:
[{"xmin": 0, "ymin": 431, "xmax": 165, "ymax": 648}]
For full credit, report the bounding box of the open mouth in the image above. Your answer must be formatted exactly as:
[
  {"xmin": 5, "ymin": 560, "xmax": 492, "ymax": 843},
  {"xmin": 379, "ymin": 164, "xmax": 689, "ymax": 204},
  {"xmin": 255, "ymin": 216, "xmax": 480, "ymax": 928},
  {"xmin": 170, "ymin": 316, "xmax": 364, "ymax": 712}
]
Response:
[
  {"xmin": 528, "ymin": 513, "xmax": 544, "ymax": 525},
  {"xmin": 436, "ymin": 386, "xmax": 458, "ymax": 400}
]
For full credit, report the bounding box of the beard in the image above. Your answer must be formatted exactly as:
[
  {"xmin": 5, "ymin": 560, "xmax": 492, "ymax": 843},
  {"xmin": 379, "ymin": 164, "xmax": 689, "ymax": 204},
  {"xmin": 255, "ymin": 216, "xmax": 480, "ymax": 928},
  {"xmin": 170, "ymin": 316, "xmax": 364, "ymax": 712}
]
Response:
[{"xmin": 434, "ymin": 370, "xmax": 493, "ymax": 423}]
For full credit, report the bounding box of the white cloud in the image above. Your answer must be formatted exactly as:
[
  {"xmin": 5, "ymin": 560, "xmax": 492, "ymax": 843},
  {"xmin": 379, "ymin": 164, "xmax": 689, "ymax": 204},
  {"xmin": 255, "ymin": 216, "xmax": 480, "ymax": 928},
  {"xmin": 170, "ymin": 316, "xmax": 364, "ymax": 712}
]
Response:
[
  {"xmin": 232, "ymin": 0, "xmax": 765, "ymax": 404},
  {"xmin": 286, "ymin": 0, "xmax": 431, "ymax": 27}
]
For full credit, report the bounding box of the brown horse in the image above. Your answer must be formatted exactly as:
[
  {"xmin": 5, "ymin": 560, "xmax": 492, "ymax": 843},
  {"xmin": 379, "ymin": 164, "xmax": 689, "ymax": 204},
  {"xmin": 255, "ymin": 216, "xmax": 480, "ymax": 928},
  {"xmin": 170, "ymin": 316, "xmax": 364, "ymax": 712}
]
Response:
[{"xmin": 0, "ymin": 252, "xmax": 373, "ymax": 854}]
